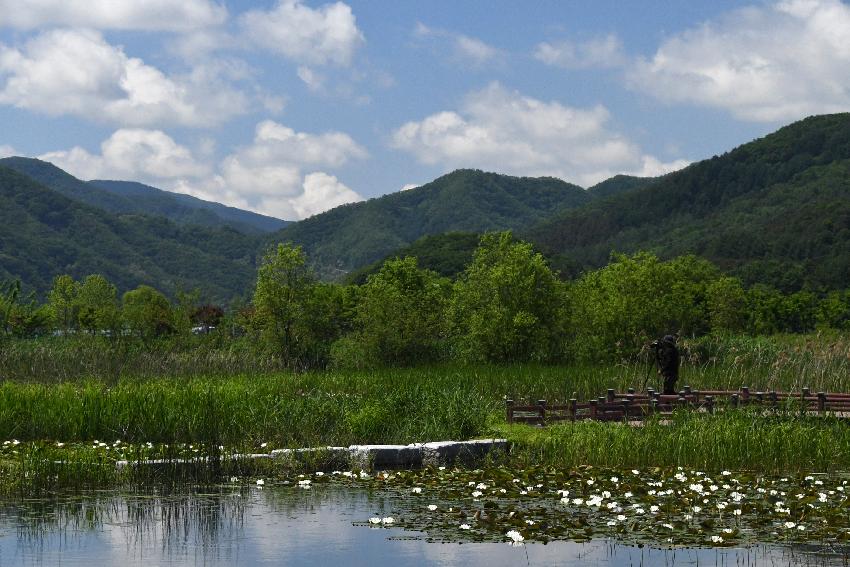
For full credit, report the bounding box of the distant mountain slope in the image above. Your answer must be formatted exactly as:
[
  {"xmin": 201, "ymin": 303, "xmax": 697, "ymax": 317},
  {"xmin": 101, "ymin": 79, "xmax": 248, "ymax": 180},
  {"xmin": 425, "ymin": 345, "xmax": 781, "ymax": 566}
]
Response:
[
  {"xmin": 587, "ymin": 175, "xmax": 655, "ymax": 199},
  {"xmin": 90, "ymin": 179, "xmax": 289, "ymax": 234},
  {"xmin": 0, "ymin": 166, "xmax": 258, "ymax": 300},
  {"xmin": 525, "ymin": 113, "xmax": 850, "ymax": 291},
  {"xmin": 0, "ymin": 157, "xmax": 288, "ymax": 234},
  {"xmin": 267, "ymin": 169, "xmax": 592, "ymax": 276},
  {"xmin": 344, "ymin": 232, "xmax": 481, "ymax": 284}
]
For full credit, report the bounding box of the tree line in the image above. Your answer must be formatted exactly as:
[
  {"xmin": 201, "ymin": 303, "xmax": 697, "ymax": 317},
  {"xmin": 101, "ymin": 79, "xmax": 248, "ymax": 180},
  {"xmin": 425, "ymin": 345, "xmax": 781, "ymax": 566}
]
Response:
[{"xmin": 3, "ymin": 231, "xmax": 850, "ymax": 367}]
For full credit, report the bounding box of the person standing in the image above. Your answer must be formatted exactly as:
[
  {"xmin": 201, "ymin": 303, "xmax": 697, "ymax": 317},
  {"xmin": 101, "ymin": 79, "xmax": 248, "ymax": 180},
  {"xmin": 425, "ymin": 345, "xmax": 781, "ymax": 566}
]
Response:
[{"xmin": 652, "ymin": 334, "xmax": 680, "ymax": 395}]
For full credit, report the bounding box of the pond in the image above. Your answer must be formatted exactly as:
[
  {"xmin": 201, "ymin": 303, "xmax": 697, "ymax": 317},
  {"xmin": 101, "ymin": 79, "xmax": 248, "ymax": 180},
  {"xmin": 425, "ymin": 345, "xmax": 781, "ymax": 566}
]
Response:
[{"xmin": 1, "ymin": 467, "xmax": 849, "ymax": 566}]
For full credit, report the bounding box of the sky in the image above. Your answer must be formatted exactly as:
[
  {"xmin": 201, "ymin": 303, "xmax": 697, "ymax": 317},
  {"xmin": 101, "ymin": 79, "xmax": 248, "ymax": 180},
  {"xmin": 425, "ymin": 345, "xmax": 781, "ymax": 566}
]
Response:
[{"xmin": 1, "ymin": 0, "xmax": 849, "ymax": 221}]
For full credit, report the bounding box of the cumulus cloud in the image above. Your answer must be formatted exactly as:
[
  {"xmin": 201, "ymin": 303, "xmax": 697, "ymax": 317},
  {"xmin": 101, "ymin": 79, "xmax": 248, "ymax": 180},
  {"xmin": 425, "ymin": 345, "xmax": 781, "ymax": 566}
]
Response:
[
  {"xmin": 240, "ymin": 0, "xmax": 364, "ymax": 66},
  {"xmin": 40, "ymin": 120, "xmax": 368, "ymax": 220},
  {"xmin": 0, "ymin": 144, "xmax": 16, "ymax": 158},
  {"xmin": 628, "ymin": 0, "xmax": 850, "ymax": 122},
  {"xmin": 0, "ymin": 0, "xmax": 226, "ymax": 32},
  {"xmin": 392, "ymin": 82, "xmax": 686, "ymax": 186},
  {"xmin": 39, "ymin": 129, "xmax": 209, "ymax": 183},
  {"xmin": 414, "ymin": 23, "xmax": 502, "ymax": 66},
  {"xmin": 534, "ymin": 34, "xmax": 625, "ymax": 69},
  {"xmin": 0, "ymin": 29, "xmax": 247, "ymax": 127}
]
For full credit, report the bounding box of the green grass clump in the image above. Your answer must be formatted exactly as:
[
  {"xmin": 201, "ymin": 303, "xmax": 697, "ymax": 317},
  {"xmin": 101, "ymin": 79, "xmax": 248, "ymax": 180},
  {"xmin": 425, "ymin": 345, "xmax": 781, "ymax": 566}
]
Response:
[{"xmin": 500, "ymin": 410, "xmax": 850, "ymax": 473}]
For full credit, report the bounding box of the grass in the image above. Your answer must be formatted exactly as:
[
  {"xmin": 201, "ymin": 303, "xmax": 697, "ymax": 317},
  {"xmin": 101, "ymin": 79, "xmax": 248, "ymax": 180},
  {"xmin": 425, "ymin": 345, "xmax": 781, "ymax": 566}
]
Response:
[
  {"xmin": 2, "ymin": 332, "xmax": 850, "ymax": 492},
  {"xmin": 500, "ymin": 410, "xmax": 850, "ymax": 473}
]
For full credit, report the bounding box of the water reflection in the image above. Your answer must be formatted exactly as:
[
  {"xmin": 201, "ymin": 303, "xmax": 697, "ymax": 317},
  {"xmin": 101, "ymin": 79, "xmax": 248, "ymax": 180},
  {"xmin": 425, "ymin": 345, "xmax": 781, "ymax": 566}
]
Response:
[{"xmin": 0, "ymin": 485, "xmax": 847, "ymax": 566}]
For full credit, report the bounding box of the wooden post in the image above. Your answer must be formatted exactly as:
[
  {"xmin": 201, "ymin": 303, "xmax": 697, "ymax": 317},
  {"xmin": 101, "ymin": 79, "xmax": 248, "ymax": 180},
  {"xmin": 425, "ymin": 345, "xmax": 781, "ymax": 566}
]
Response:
[
  {"xmin": 802, "ymin": 387, "xmax": 810, "ymax": 398},
  {"xmin": 538, "ymin": 399, "xmax": 547, "ymax": 424},
  {"xmin": 683, "ymin": 385, "xmax": 692, "ymax": 395},
  {"xmin": 755, "ymin": 392, "xmax": 764, "ymax": 405},
  {"xmin": 627, "ymin": 387, "xmax": 635, "ymax": 395},
  {"xmin": 569, "ymin": 398, "xmax": 577, "ymax": 421},
  {"xmin": 622, "ymin": 397, "xmax": 632, "ymax": 421},
  {"xmin": 731, "ymin": 393, "xmax": 739, "ymax": 408},
  {"xmin": 607, "ymin": 389, "xmax": 616, "ymax": 402},
  {"xmin": 705, "ymin": 395, "xmax": 715, "ymax": 415},
  {"xmin": 590, "ymin": 399, "xmax": 598, "ymax": 419},
  {"xmin": 647, "ymin": 388, "xmax": 655, "ymax": 398},
  {"xmin": 818, "ymin": 392, "xmax": 826, "ymax": 413},
  {"xmin": 741, "ymin": 386, "xmax": 750, "ymax": 404},
  {"xmin": 770, "ymin": 391, "xmax": 778, "ymax": 407},
  {"xmin": 506, "ymin": 399, "xmax": 515, "ymax": 424}
]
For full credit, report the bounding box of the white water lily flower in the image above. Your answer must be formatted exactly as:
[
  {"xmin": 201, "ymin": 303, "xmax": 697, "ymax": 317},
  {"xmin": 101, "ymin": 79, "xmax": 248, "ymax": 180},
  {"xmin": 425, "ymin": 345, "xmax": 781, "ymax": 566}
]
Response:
[
  {"xmin": 734, "ymin": 509, "xmax": 742, "ymax": 516},
  {"xmin": 632, "ymin": 469, "xmax": 640, "ymax": 475},
  {"xmin": 520, "ymin": 490, "xmax": 527, "ymax": 495},
  {"xmin": 684, "ymin": 514, "xmax": 693, "ymax": 520},
  {"xmin": 506, "ymin": 530, "xmax": 524, "ymax": 543},
  {"xmin": 710, "ymin": 485, "xmax": 719, "ymax": 492},
  {"xmin": 471, "ymin": 491, "xmax": 482, "ymax": 498},
  {"xmin": 648, "ymin": 490, "xmax": 656, "ymax": 496},
  {"xmin": 427, "ymin": 504, "xmax": 437, "ymax": 511},
  {"xmin": 560, "ymin": 497, "xmax": 570, "ymax": 505},
  {"xmin": 722, "ymin": 471, "xmax": 731, "ymax": 476},
  {"xmin": 819, "ymin": 493, "xmax": 827, "ymax": 502},
  {"xmin": 797, "ymin": 524, "xmax": 806, "ymax": 530},
  {"xmin": 439, "ymin": 466, "xmax": 446, "ymax": 471},
  {"xmin": 784, "ymin": 520, "xmax": 798, "ymax": 529},
  {"xmin": 624, "ymin": 492, "xmax": 633, "ymax": 498},
  {"xmin": 412, "ymin": 487, "xmax": 422, "ymax": 494},
  {"xmin": 315, "ymin": 472, "xmax": 324, "ymax": 477},
  {"xmin": 805, "ymin": 476, "xmax": 814, "ymax": 481},
  {"xmin": 607, "ymin": 520, "xmax": 617, "ymax": 526},
  {"xmin": 616, "ymin": 514, "xmax": 626, "ymax": 521},
  {"xmin": 611, "ymin": 476, "xmax": 619, "ymax": 483},
  {"xmin": 260, "ymin": 442, "xmax": 267, "ymax": 448},
  {"xmin": 572, "ymin": 498, "xmax": 584, "ymax": 505},
  {"xmin": 650, "ymin": 505, "xmax": 659, "ymax": 513},
  {"xmin": 711, "ymin": 535, "xmax": 724, "ymax": 543},
  {"xmin": 475, "ymin": 483, "xmax": 488, "ymax": 490},
  {"xmin": 525, "ymin": 519, "xmax": 534, "ymax": 525},
  {"xmin": 692, "ymin": 506, "xmax": 702, "ymax": 513},
  {"xmin": 369, "ymin": 517, "xmax": 381, "ymax": 524},
  {"xmin": 256, "ymin": 479, "xmax": 265, "ymax": 486},
  {"xmin": 717, "ymin": 502, "xmax": 728, "ymax": 510},
  {"xmin": 815, "ymin": 480, "xmax": 824, "ymax": 485},
  {"xmin": 381, "ymin": 517, "xmax": 394, "ymax": 525},
  {"xmin": 689, "ymin": 484, "xmax": 704, "ymax": 494},
  {"xmin": 460, "ymin": 524, "xmax": 470, "ymax": 530},
  {"xmin": 586, "ymin": 479, "xmax": 595, "ymax": 485},
  {"xmin": 663, "ymin": 523, "xmax": 674, "ymax": 530}
]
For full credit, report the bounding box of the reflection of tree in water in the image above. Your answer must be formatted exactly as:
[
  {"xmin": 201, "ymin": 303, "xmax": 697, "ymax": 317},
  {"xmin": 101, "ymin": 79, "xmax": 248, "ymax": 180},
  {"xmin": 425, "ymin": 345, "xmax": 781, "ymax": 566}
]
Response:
[{"xmin": 1, "ymin": 486, "xmax": 251, "ymax": 562}]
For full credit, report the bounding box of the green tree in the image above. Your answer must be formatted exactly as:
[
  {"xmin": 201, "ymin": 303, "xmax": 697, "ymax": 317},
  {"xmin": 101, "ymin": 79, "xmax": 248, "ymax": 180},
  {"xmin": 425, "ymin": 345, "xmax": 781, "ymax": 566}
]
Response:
[
  {"xmin": 448, "ymin": 232, "xmax": 565, "ymax": 363},
  {"xmin": 77, "ymin": 274, "xmax": 120, "ymax": 334},
  {"xmin": 122, "ymin": 285, "xmax": 174, "ymax": 341},
  {"xmin": 569, "ymin": 252, "xmax": 720, "ymax": 360},
  {"xmin": 348, "ymin": 257, "xmax": 449, "ymax": 366},
  {"xmin": 706, "ymin": 276, "xmax": 747, "ymax": 333},
  {"xmin": 47, "ymin": 274, "xmax": 80, "ymax": 333},
  {"xmin": 252, "ymin": 243, "xmax": 317, "ymax": 363}
]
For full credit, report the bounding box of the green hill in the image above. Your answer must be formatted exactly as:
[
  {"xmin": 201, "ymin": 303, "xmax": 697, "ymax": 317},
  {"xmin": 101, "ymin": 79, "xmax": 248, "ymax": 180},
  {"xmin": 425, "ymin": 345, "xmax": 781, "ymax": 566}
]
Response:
[
  {"xmin": 525, "ymin": 113, "xmax": 850, "ymax": 291},
  {"xmin": 344, "ymin": 232, "xmax": 482, "ymax": 284},
  {"xmin": 587, "ymin": 175, "xmax": 655, "ymax": 199},
  {"xmin": 0, "ymin": 157, "xmax": 288, "ymax": 234},
  {"xmin": 267, "ymin": 169, "xmax": 592, "ymax": 277},
  {"xmin": 0, "ymin": 166, "xmax": 258, "ymax": 301}
]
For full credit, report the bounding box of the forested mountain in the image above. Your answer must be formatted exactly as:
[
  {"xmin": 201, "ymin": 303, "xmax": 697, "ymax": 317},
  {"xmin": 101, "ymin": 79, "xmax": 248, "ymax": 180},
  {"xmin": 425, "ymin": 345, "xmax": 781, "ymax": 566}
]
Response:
[
  {"xmin": 0, "ymin": 157, "xmax": 288, "ymax": 234},
  {"xmin": 267, "ymin": 169, "xmax": 592, "ymax": 276},
  {"xmin": 344, "ymin": 232, "xmax": 481, "ymax": 284},
  {"xmin": 525, "ymin": 113, "xmax": 850, "ymax": 291},
  {"xmin": 0, "ymin": 165, "xmax": 258, "ymax": 300},
  {"xmin": 586, "ymin": 175, "xmax": 655, "ymax": 199}
]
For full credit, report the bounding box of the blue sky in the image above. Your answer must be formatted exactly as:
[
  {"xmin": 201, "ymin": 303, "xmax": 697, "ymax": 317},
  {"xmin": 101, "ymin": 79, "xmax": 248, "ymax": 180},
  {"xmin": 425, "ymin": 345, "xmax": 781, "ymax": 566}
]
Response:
[{"xmin": 1, "ymin": 0, "xmax": 848, "ymax": 220}]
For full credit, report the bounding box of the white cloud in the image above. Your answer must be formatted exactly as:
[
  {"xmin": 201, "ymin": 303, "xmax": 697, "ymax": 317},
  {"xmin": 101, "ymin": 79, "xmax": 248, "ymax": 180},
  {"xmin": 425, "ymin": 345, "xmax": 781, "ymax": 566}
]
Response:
[
  {"xmin": 297, "ymin": 66, "xmax": 326, "ymax": 91},
  {"xmin": 534, "ymin": 34, "xmax": 625, "ymax": 69},
  {"xmin": 0, "ymin": 29, "xmax": 247, "ymax": 127},
  {"xmin": 628, "ymin": 0, "xmax": 850, "ymax": 122},
  {"xmin": 392, "ymin": 82, "xmax": 686, "ymax": 186},
  {"xmin": 39, "ymin": 129, "xmax": 209, "ymax": 182},
  {"xmin": 0, "ymin": 144, "xmax": 16, "ymax": 158},
  {"xmin": 401, "ymin": 183, "xmax": 420, "ymax": 191},
  {"xmin": 0, "ymin": 0, "xmax": 227, "ymax": 32},
  {"xmin": 414, "ymin": 23, "xmax": 502, "ymax": 66},
  {"xmin": 39, "ymin": 121, "xmax": 367, "ymax": 220},
  {"xmin": 240, "ymin": 0, "xmax": 364, "ymax": 66}
]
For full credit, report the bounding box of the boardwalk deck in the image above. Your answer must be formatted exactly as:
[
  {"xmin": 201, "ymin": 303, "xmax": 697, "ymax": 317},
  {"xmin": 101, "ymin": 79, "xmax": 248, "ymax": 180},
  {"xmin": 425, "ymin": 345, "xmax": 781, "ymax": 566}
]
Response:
[{"xmin": 506, "ymin": 387, "xmax": 850, "ymax": 426}]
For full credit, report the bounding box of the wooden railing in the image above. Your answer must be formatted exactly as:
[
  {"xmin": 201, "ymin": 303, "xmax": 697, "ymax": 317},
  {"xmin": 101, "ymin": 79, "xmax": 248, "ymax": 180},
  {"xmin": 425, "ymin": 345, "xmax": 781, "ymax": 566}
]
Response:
[{"xmin": 505, "ymin": 387, "xmax": 850, "ymax": 425}]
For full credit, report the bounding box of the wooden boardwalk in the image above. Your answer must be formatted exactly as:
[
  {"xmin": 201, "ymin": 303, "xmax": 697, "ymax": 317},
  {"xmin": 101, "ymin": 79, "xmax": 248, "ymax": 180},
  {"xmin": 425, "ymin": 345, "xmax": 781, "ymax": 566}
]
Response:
[{"xmin": 506, "ymin": 387, "xmax": 850, "ymax": 425}]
